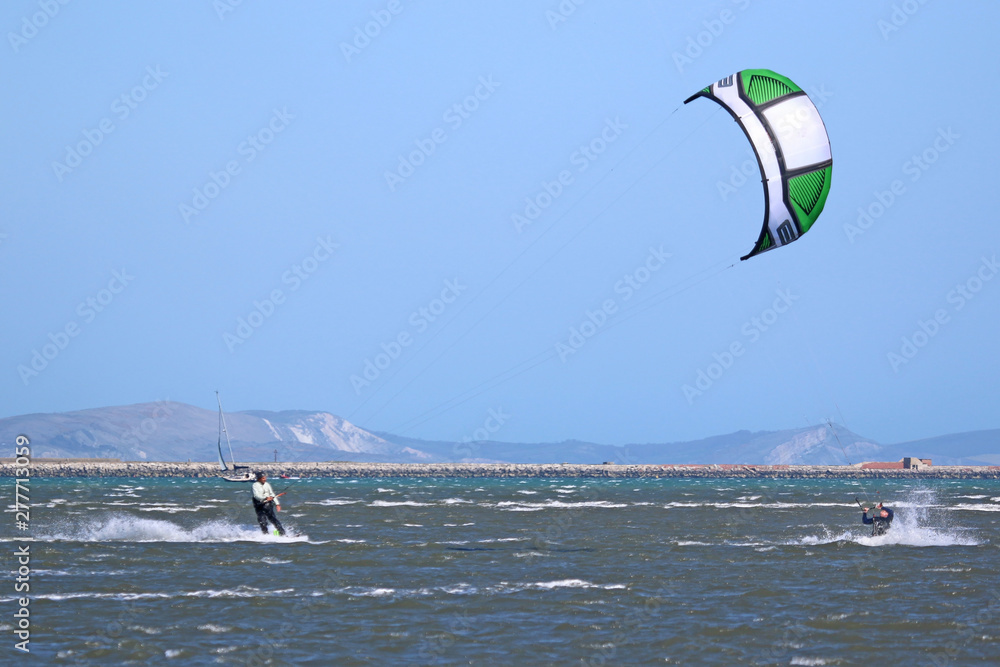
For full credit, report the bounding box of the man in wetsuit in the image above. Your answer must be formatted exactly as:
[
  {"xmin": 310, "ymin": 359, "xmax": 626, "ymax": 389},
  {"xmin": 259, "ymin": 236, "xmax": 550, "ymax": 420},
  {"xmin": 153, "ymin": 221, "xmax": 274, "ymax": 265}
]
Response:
[
  {"xmin": 862, "ymin": 502, "xmax": 894, "ymax": 536},
  {"xmin": 251, "ymin": 471, "xmax": 286, "ymax": 536}
]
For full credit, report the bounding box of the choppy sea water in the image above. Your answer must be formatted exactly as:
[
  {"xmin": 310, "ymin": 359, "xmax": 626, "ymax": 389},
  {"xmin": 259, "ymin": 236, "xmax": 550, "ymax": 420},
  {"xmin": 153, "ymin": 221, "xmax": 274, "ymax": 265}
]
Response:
[{"xmin": 4, "ymin": 476, "xmax": 1000, "ymax": 665}]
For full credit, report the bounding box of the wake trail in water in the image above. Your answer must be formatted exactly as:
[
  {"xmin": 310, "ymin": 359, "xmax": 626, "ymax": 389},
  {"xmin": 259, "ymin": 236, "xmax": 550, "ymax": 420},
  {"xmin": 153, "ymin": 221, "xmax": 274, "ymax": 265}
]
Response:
[
  {"xmin": 36, "ymin": 513, "xmax": 310, "ymax": 543},
  {"xmin": 797, "ymin": 487, "xmax": 984, "ymax": 547},
  {"xmin": 797, "ymin": 526, "xmax": 980, "ymax": 548}
]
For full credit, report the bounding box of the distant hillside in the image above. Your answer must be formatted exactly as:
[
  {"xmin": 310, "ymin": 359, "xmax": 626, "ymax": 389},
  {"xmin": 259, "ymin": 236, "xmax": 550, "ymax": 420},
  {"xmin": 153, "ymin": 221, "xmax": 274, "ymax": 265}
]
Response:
[
  {"xmin": 0, "ymin": 401, "xmax": 432, "ymax": 463},
  {"xmin": 372, "ymin": 433, "xmax": 624, "ymax": 465},
  {"xmin": 877, "ymin": 430, "xmax": 1000, "ymax": 466},
  {"xmin": 380, "ymin": 424, "xmax": 881, "ymax": 466},
  {"xmin": 1, "ymin": 402, "xmax": 997, "ymax": 466}
]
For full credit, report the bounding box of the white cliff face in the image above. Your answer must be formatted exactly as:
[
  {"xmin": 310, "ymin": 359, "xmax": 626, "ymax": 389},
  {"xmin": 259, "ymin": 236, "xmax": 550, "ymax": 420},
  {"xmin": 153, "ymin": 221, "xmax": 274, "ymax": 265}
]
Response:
[
  {"xmin": 765, "ymin": 427, "xmax": 829, "ymax": 465},
  {"xmin": 333, "ymin": 416, "xmax": 391, "ymax": 452},
  {"xmin": 288, "ymin": 424, "xmax": 316, "ymax": 445},
  {"xmin": 401, "ymin": 446, "xmax": 433, "ymax": 460},
  {"xmin": 277, "ymin": 412, "xmax": 397, "ymax": 454},
  {"xmin": 262, "ymin": 418, "xmax": 282, "ymax": 441},
  {"xmin": 763, "ymin": 426, "xmax": 883, "ymax": 465}
]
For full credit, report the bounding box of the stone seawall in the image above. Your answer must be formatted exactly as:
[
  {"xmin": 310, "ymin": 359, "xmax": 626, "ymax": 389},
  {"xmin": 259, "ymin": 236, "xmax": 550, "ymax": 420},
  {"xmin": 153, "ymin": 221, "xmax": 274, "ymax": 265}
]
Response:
[{"xmin": 3, "ymin": 461, "xmax": 1000, "ymax": 479}]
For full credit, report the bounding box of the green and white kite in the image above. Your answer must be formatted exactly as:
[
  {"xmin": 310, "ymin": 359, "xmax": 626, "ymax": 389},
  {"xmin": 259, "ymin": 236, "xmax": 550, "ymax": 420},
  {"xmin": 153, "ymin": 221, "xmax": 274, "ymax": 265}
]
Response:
[{"xmin": 685, "ymin": 69, "xmax": 832, "ymax": 261}]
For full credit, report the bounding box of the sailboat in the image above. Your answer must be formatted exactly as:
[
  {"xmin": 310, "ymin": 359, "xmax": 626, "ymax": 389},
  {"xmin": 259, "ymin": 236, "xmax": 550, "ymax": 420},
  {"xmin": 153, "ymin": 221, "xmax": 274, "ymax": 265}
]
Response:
[{"xmin": 216, "ymin": 391, "xmax": 254, "ymax": 482}]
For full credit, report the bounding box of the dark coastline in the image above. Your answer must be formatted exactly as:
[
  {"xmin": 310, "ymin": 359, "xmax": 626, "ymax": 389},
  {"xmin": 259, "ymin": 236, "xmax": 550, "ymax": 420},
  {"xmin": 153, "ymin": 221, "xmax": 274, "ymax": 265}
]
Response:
[{"xmin": 4, "ymin": 460, "xmax": 1000, "ymax": 479}]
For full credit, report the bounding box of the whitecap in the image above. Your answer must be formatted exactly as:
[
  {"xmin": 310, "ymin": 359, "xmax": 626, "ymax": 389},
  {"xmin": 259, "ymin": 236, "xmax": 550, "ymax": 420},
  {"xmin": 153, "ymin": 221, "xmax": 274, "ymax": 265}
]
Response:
[
  {"xmin": 925, "ymin": 566, "xmax": 971, "ymax": 572},
  {"xmin": 499, "ymin": 507, "xmax": 545, "ymax": 512},
  {"xmin": 305, "ymin": 499, "xmax": 360, "ymax": 506},
  {"xmin": 441, "ymin": 583, "xmax": 477, "ymax": 595},
  {"xmin": 530, "ymin": 579, "xmax": 624, "ymax": 590},
  {"xmin": 35, "ymin": 587, "xmax": 295, "ymax": 602},
  {"xmin": 138, "ymin": 505, "xmax": 213, "ymax": 513},
  {"xmin": 198, "ymin": 624, "xmax": 231, "ymax": 633},
  {"xmin": 949, "ymin": 503, "xmax": 1000, "ymax": 512},
  {"xmin": 358, "ymin": 588, "xmax": 394, "ymax": 597},
  {"xmin": 369, "ymin": 500, "xmax": 431, "ymax": 507},
  {"xmin": 495, "ymin": 500, "xmax": 628, "ymax": 510}
]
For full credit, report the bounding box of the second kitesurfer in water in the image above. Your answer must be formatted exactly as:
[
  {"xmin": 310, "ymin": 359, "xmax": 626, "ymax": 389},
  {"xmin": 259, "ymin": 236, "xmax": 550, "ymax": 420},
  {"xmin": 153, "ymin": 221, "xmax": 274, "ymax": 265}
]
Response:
[
  {"xmin": 862, "ymin": 502, "xmax": 894, "ymax": 536},
  {"xmin": 251, "ymin": 472, "xmax": 286, "ymax": 536}
]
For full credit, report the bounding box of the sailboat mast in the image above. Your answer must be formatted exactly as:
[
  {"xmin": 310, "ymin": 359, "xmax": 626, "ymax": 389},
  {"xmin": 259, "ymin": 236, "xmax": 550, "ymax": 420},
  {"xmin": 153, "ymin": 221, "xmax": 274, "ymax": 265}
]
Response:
[{"xmin": 216, "ymin": 391, "xmax": 238, "ymax": 468}]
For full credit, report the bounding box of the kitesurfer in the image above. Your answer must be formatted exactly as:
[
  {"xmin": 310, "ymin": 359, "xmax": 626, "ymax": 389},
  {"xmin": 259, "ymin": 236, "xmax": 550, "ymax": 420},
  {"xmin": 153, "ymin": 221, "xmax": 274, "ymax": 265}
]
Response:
[
  {"xmin": 251, "ymin": 471, "xmax": 286, "ymax": 536},
  {"xmin": 862, "ymin": 502, "xmax": 894, "ymax": 536}
]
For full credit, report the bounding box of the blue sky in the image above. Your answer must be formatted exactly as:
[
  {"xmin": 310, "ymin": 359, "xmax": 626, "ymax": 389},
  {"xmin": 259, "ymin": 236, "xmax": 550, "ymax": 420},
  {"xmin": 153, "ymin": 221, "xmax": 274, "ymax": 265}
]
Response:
[{"xmin": 2, "ymin": 1, "xmax": 998, "ymax": 447}]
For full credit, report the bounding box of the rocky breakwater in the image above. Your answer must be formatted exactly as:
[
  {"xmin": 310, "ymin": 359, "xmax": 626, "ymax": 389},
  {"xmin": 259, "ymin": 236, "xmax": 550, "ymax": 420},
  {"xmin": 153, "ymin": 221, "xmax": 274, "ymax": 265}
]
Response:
[{"xmin": 2, "ymin": 460, "xmax": 1000, "ymax": 479}]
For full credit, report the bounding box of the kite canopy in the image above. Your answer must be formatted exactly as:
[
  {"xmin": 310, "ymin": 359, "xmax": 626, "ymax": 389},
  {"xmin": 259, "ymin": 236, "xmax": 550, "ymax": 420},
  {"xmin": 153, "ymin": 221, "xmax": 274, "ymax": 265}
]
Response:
[{"xmin": 685, "ymin": 69, "xmax": 832, "ymax": 261}]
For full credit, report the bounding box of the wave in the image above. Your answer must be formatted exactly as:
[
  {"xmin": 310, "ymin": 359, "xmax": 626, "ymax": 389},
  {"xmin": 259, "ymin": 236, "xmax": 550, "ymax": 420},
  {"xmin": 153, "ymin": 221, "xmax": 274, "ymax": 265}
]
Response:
[
  {"xmin": 478, "ymin": 537, "xmax": 524, "ymax": 543},
  {"xmin": 305, "ymin": 499, "xmax": 361, "ymax": 506},
  {"xmin": 32, "ymin": 586, "xmax": 297, "ymax": 602},
  {"xmin": 949, "ymin": 503, "xmax": 1000, "ymax": 512},
  {"xmin": 36, "ymin": 514, "xmax": 310, "ymax": 544},
  {"xmin": 507, "ymin": 579, "xmax": 626, "ymax": 592},
  {"xmin": 664, "ymin": 501, "xmax": 851, "ymax": 509},
  {"xmin": 18, "ymin": 579, "xmax": 629, "ymax": 604},
  {"xmin": 495, "ymin": 500, "xmax": 629, "ymax": 510},
  {"xmin": 369, "ymin": 500, "xmax": 432, "ymax": 507},
  {"xmin": 356, "ymin": 588, "xmax": 395, "ymax": 597},
  {"xmin": 138, "ymin": 504, "xmax": 216, "ymax": 514},
  {"xmin": 197, "ymin": 624, "xmax": 231, "ymax": 634}
]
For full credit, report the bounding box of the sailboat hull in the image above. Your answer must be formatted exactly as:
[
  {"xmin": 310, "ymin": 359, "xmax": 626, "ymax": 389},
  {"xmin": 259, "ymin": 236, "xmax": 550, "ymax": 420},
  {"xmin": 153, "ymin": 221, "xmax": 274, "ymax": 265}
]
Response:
[{"xmin": 223, "ymin": 474, "xmax": 254, "ymax": 483}]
